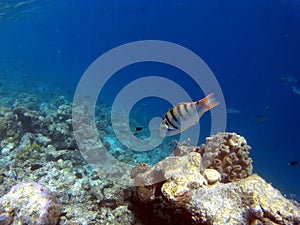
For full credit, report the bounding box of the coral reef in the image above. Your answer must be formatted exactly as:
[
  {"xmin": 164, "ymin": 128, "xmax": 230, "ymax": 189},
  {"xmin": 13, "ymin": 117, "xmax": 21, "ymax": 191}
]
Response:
[
  {"xmin": 132, "ymin": 133, "xmax": 300, "ymax": 225},
  {"xmin": 0, "ymin": 79, "xmax": 299, "ymax": 225},
  {"xmin": 0, "ymin": 182, "xmax": 62, "ymax": 225}
]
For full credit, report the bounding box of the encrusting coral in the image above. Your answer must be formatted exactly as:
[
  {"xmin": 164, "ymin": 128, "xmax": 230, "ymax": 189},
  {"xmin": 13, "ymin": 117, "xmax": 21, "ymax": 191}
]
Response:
[
  {"xmin": 131, "ymin": 132, "xmax": 300, "ymax": 225},
  {"xmin": 0, "ymin": 182, "xmax": 62, "ymax": 225}
]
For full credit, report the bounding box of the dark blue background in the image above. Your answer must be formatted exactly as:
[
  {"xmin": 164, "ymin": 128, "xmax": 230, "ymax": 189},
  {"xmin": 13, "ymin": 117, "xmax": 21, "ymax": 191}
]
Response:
[{"xmin": 0, "ymin": 0, "xmax": 299, "ymax": 201}]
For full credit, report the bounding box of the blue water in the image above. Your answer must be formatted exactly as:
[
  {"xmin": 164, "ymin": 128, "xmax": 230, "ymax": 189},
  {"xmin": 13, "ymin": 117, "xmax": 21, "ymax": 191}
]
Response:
[{"xmin": 1, "ymin": 0, "xmax": 299, "ymax": 203}]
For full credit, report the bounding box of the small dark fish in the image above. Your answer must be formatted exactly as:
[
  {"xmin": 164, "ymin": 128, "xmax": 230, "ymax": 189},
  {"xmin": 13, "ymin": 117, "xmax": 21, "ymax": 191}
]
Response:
[
  {"xmin": 98, "ymin": 199, "xmax": 118, "ymax": 210},
  {"xmin": 288, "ymin": 161, "xmax": 298, "ymax": 166},
  {"xmin": 264, "ymin": 143, "xmax": 280, "ymax": 149},
  {"xmin": 264, "ymin": 105, "xmax": 269, "ymax": 113},
  {"xmin": 0, "ymin": 173, "xmax": 7, "ymax": 184},
  {"xmin": 293, "ymin": 85, "xmax": 300, "ymax": 95},
  {"xmin": 134, "ymin": 127, "xmax": 143, "ymax": 131},
  {"xmin": 280, "ymin": 75, "xmax": 298, "ymax": 85},
  {"xmin": 1, "ymin": 173, "xmax": 7, "ymax": 177},
  {"xmin": 60, "ymin": 212, "xmax": 68, "ymax": 217},
  {"xmin": 133, "ymin": 127, "xmax": 143, "ymax": 136},
  {"xmin": 134, "ymin": 107, "xmax": 141, "ymax": 114},
  {"xmin": 252, "ymin": 115, "xmax": 269, "ymax": 122},
  {"xmin": 30, "ymin": 163, "xmax": 42, "ymax": 171},
  {"xmin": 226, "ymin": 108, "xmax": 240, "ymax": 114}
]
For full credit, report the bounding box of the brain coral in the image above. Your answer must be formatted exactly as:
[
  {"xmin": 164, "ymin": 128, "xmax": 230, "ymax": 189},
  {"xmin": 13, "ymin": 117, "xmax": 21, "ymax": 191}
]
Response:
[{"xmin": 199, "ymin": 132, "xmax": 253, "ymax": 182}]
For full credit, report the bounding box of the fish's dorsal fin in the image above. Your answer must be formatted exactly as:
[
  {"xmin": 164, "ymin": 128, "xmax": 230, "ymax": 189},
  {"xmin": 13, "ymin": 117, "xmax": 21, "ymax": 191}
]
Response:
[{"xmin": 175, "ymin": 101, "xmax": 190, "ymax": 106}]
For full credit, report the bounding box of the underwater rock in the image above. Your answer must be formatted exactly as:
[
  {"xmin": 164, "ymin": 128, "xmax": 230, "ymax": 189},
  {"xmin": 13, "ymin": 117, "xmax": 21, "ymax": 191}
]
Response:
[
  {"xmin": 134, "ymin": 175, "xmax": 300, "ymax": 224},
  {"xmin": 0, "ymin": 182, "xmax": 62, "ymax": 225},
  {"xmin": 202, "ymin": 168, "xmax": 221, "ymax": 184},
  {"xmin": 130, "ymin": 162, "xmax": 151, "ymax": 179},
  {"xmin": 182, "ymin": 174, "xmax": 300, "ymax": 224},
  {"xmin": 133, "ymin": 151, "xmax": 205, "ymax": 186},
  {"xmin": 132, "ymin": 151, "xmax": 207, "ymax": 207}
]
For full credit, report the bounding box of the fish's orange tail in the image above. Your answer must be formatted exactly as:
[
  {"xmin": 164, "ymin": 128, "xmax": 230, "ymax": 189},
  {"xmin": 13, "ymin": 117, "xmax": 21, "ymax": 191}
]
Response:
[{"xmin": 196, "ymin": 93, "xmax": 219, "ymax": 112}]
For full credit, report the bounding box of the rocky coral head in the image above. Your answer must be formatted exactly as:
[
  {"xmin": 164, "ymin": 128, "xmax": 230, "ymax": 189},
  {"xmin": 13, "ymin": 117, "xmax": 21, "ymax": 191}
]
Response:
[
  {"xmin": 130, "ymin": 133, "xmax": 300, "ymax": 225},
  {"xmin": 171, "ymin": 132, "xmax": 253, "ymax": 183},
  {"xmin": 0, "ymin": 182, "xmax": 62, "ymax": 225},
  {"xmin": 200, "ymin": 132, "xmax": 253, "ymax": 182},
  {"xmin": 130, "ymin": 132, "xmax": 253, "ymax": 206}
]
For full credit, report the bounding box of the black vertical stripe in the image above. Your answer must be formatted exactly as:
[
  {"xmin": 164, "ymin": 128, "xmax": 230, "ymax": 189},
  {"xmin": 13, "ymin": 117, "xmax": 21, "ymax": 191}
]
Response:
[
  {"xmin": 170, "ymin": 108, "xmax": 180, "ymax": 124},
  {"xmin": 165, "ymin": 113, "xmax": 178, "ymax": 129},
  {"xmin": 183, "ymin": 103, "xmax": 189, "ymax": 113}
]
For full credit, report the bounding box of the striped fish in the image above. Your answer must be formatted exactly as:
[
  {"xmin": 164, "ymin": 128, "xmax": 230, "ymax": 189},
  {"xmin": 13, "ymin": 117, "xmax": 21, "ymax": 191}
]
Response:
[{"xmin": 158, "ymin": 93, "xmax": 219, "ymax": 137}]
